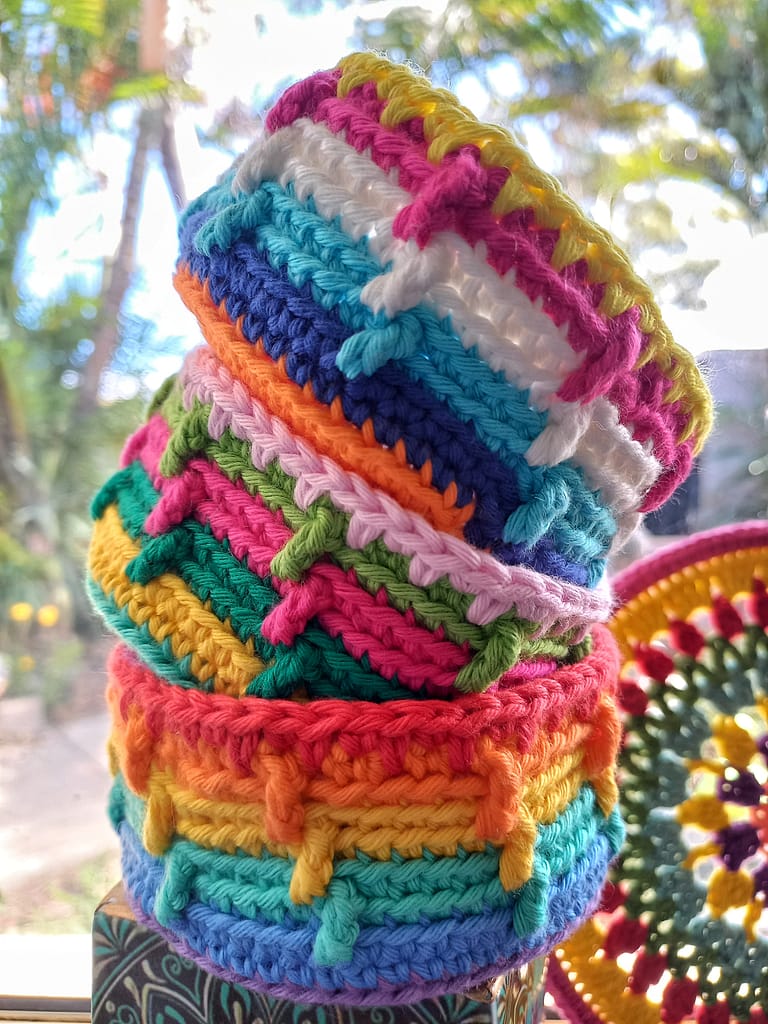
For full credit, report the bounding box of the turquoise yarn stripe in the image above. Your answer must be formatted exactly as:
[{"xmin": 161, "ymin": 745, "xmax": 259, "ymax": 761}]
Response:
[
  {"xmin": 110, "ymin": 772, "xmax": 623, "ymax": 957},
  {"xmin": 187, "ymin": 179, "xmax": 616, "ymax": 567}
]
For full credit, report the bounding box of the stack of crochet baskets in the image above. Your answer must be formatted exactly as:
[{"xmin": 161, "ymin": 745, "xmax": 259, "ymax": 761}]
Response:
[{"xmin": 87, "ymin": 52, "xmax": 712, "ymax": 1005}]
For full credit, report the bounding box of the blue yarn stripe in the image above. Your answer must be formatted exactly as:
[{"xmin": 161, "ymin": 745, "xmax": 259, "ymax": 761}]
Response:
[
  {"xmin": 115, "ymin": 794, "xmax": 619, "ymax": 989},
  {"xmin": 112, "ymin": 773, "xmax": 622, "ymax": 941},
  {"xmin": 179, "ymin": 181, "xmax": 616, "ymax": 584},
  {"xmin": 183, "ymin": 183, "xmax": 615, "ymax": 566},
  {"xmin": 182, "ymin": 237, "xmax": 595, "ymax": 585}
]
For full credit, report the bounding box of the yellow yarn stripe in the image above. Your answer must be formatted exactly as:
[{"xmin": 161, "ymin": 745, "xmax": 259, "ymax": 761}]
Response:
[
  {"xmin": 337, "ymin": 52, "xmax": 713, "ymax": 452},
  {"xmin": 553, "ymin": 922, "xmax": 662, "ymax": 1024},
  {"xmin": 611, "ymin": 544, "xmax": 768, "ymax": 659},
  {"xmin": 112, "ymin": 745, "xmax": 595, "ymax": 901},
  {"xmin": 90, "ymin": 505, "xmax": 265, "ymax": 695}
]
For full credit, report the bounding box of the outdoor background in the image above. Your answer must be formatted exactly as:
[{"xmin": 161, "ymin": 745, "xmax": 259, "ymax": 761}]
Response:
[{"xmin": 1, "ymin": 0, "xmax": 767, "ymax": 1000}]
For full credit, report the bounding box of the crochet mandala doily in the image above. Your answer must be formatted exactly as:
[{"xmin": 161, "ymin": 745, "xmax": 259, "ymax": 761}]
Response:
[{"xmin": 550, "ymin": 522, "xmax": 768, "ymax": 1024}]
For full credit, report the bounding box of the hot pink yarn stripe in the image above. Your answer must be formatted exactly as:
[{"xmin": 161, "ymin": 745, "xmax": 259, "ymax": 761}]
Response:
[
  {"xmin": 266, "ymin": 77, "xmax": 695, "ymax": 506},
  {"xmin": 138, "ymin": 443, "xmax": 471, "ymax": 694},
  {"xmin": 126, "ymin": 415, "xmax": 560, "ymax": 691},
  {"xmin": 179, "ymin": 346, "xmax": 610, "ymax": 633}
]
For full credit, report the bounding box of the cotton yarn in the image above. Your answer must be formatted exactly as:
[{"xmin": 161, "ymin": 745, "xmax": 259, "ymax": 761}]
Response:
[
  {"xmin": 88, "ymin": 53, "xmax": 711, "ymax": 1004},
  {"xmin": 550, "ymin": 521, "xmax": 768, "ymax": 1024}
]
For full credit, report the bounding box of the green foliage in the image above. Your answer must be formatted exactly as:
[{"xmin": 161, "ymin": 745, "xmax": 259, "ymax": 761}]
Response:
[{"xmin": 655, "ymin": 0, "xmax": 768, "ymax": 214}]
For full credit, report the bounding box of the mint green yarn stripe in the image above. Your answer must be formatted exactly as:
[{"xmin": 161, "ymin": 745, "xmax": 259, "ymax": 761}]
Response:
[
  {"xmin": 86, "ymin": 576, "xmax": 209, "ymax": 690},
  {"xmin": 110, "ymin": 773, "xmax": 614, "ymax": 935},
  {"xmin": 189, "ymin": 179, "xmax": 616, "ymax": 557},
  {"xmin": 160, "ymin": 392, "xmax": 586, "ymax": 687}
]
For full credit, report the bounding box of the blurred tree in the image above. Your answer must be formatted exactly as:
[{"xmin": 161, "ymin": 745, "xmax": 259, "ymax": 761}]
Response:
[
  {"xmin": 0, "ymin": 0, "xmax": 198, "ymax": 669},
  {"xmin": 0, "ymin": 0, "xmax": 766, "ymax": 700},
  {"xmin": 654, "ymin": 0, "xmax": 768, "ymax": 218}
]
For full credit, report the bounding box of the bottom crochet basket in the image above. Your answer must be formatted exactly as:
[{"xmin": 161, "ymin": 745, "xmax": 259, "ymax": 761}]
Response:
[
  {"xmin": 550, "ymin": 521, "xmax": 768, "ymax": 1024},
  {"xmin": 106, "ymin": 627, "xmax": 623, "ymax": 1005}
]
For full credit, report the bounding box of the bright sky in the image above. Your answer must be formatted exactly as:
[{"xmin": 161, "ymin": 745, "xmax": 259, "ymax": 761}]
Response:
[{"xmin": 19, "ymin": 0, "xmax": 768, "ymax": 401}]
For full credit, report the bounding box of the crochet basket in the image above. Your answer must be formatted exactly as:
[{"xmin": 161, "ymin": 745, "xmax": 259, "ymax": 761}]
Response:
[
  {"xmin": 88, "ymin": 53, "xmax": 711, "ymax": 1005},
  {"xmin": 549, "ymin": 521, "xmax": 768, "ymax": 1024}
]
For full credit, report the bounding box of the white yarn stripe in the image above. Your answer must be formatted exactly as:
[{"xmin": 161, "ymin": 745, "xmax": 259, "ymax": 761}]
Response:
[
  {"xmin": 526, "ymin": 400, "xmax": 660, "ymax": 541},
  {"xmin": 181, "ymin": 346, "xmax": 612, "ymax": 633},
  {"xmin": 233, "ymin": 121, "xmax": 661, "ymax": 528}
]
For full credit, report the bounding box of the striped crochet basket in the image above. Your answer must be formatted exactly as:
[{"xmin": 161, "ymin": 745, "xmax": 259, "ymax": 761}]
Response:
[
  {"xmin": 88, "ymin": 53, "xmax": 711, "ymax": 1005},
  {"xmin": 549, "ymin": 521, "xmax": 768, "ymax": 1024}
]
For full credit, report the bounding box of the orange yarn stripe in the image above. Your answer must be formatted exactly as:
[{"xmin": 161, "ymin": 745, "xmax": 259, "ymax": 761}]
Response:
[
  {"xmin": 108, "ymin": 677, "xmax": 618, "ymax": 896},
  {"xmin": 174, "ymin": 266, "xmax": 475, "ymax": 538}
]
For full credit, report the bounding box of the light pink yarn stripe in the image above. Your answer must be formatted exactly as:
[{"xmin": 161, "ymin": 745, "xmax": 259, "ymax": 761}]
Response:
[
  {"xmin": 126, "ymin": 414, "xmax": 564, "ymax": 690},
  {"xmin": 178, "ymin": 346, "xmax": 610, "ymax": 633}
]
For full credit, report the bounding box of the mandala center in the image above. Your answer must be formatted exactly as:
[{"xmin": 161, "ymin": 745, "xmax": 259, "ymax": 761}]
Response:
[{"xmin": 679, "ymin": 713, "xmax": 768, "ymax": 938}]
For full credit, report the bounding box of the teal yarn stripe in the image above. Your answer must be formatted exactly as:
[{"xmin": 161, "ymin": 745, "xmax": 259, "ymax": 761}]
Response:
[
  {"xmin": 110, "ymin": 773, "xmax": 622, "ymax": 947},
  {"xmin": 92, "ymin": 460, "xmax": 431, "ymax": 702},
  {"xmin": 86, "ymin": 577, "xmax": 210, "ymax": 691},
  {"xmin": 187, "ymin": 178, "xmax": 616, "ymax": 562},
  {"xmin": 158, "ymin": 394, "xmax": 587, "ymax": 683}
]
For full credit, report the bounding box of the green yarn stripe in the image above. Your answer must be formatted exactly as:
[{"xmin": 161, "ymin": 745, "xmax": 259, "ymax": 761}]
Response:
[
  {"xmin": 93, "ymin": 461, "xmax": 430, "ymax": 701},
  {"xmin": 110, "ymin": 773, "xmax": 617, "ymax": 936},
  {"xmin": 158, "ymin": 390, "xmax": 587, "ymax": 688}
]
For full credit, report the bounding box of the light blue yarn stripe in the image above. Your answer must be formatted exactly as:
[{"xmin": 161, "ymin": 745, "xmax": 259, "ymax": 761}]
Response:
[
  {"xmin": 111, "ymin": 771, "xmax": 622, "ymax": 967},
  {"xmin": 187, "ymin": 180, "xmax": 617, "ymax": 558},
  {"xmin": 118, "ymin": 811, "xmax": 616, "ymax": 988}
]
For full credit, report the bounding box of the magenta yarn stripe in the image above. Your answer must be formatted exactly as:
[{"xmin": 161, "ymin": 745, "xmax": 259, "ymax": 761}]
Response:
[
  {"xmin": 130, "ymin": 417, "xmax": 473, "ymax": 694},
  {"xmin": 265, "ymin": 76, "xmax": 694, "ymax": 503},
  {"xmin": 178, "ymin": 346, "xmax": 610, "ymax": 632},
  {"xmin": 122, "ymin": 418, "xmax": 560, "ymax": 690}
]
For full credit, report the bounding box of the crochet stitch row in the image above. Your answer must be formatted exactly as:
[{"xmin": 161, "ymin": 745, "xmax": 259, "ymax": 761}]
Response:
[
  {"xmin": 178, "ymin": 179, "xmax": 621, "ymax": 583},
  {"xmin": 118, "ymin": 815, "xmax": 619, "ymax": 1005},
  {"xmin": 225, "ymin": 117, "xmax": 661, "ymax": 532},
  {"xmin": 106, "ymin": 636, "xmax": 619, "ymax": 889},
  {"xmin": 88, "ymin": 360, "xmax": 606, "ymax": 704},
  {"xmin": 106, "ymin": 638, "xmax": 623, "ymax": 1002},
  {"xmin": 261, "ymin": 54, "xmax": 712, "ymax": 500}
]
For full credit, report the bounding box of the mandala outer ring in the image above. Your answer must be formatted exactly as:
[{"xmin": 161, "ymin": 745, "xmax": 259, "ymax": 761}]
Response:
[{"xmin": 550, "ymin": 521, "xmax": 768, "ymax": 1024}]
